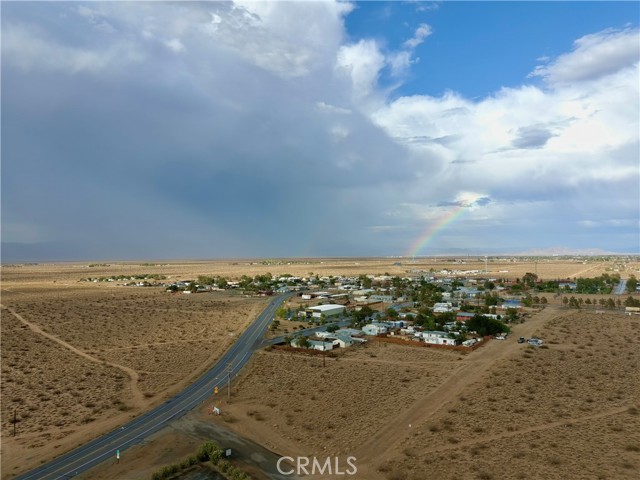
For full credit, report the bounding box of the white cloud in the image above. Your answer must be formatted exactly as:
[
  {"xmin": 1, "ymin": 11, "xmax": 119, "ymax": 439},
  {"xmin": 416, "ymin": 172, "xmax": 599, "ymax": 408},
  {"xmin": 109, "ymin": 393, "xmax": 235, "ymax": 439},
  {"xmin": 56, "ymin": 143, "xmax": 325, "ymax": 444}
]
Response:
[
  {"xmin": 369, "ymin": 28, "xmax": 639, "ymax": 244},
  {"xmin": 165, "ymin": 38, "xmax": 185, "ymax": 53},
  {"xmin": 387, "ymin": 50, "xmax": 414, "ymax": 77},
  {"xmin": 336, "ymin": 39, "xmax": 386, "ymax": 98},
  {"xmin": 404, "ymin": 23, "xmax": 432, "ymax": 49},
  {"xmin": 529, "ymin": 27, "xmax": 640, "ymax": 85}
]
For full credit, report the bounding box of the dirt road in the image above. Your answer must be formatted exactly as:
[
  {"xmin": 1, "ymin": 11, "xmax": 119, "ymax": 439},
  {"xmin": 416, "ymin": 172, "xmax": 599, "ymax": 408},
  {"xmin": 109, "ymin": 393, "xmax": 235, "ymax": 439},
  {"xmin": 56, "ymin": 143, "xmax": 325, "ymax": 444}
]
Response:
[
  {"xmin": 352, "ymin": 307, "xmax": 560, "ymax": 479},
  {"xmin": 1, "ymin": 304, "xmax": 145, "ymax": 407}
]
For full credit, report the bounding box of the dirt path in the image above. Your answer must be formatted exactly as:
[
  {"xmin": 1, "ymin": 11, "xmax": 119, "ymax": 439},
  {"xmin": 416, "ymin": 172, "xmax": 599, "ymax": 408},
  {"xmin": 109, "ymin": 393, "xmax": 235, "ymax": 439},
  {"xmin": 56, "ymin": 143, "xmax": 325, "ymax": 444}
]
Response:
[
  {"xmin": 1, "ymin": 304, "xmax": 145, "ymax": 408},
  {"xmin": 338, "ymin": 356, "xmax": 461, "ymax": 367},
  {"xmin": 421, "ymin": 404, "xmax": 630, "ymax": 454},
  {"xmin": 571, "ymin": 262, "xmax": 604, "ymax": 278},
  {"xmin": 354, "ymin": 306, "xmax": 561, "ymax": 479}
]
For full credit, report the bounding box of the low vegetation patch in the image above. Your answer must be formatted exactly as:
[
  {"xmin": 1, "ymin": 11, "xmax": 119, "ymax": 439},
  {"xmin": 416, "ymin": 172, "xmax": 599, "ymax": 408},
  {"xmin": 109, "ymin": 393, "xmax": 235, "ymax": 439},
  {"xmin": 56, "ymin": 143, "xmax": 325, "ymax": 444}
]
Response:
[{"xmin": 151, "ymin": 440, "xmax": 251, "ymax": 480}]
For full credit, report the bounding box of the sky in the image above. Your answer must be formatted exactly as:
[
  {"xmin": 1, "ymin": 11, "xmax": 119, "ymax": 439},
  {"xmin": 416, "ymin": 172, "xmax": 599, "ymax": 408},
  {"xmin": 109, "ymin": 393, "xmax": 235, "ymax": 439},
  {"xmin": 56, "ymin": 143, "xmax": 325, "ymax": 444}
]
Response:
[{"xmin": 2, "ymin": 1, "xmax": 639, "ymax": 261}]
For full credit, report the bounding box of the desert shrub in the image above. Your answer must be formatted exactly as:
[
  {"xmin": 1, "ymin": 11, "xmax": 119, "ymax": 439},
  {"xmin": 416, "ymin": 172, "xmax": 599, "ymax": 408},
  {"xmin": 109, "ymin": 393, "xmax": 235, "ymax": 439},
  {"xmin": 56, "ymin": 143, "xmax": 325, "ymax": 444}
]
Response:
[{"xmin": 218, "ymin": 459, "xmax": 231, "ymax": 473}]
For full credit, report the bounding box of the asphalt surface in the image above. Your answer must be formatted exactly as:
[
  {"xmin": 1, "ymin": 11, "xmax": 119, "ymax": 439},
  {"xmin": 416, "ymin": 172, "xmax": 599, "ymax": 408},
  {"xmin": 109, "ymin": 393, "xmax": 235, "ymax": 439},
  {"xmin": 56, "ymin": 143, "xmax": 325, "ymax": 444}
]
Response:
[
  {"xmin": 16, "ymin": 293, "xmax": 292, "ymax": 480},
  {"xmin": 614, "ymin": 279, "xmax": 628, "ymax": 295}
]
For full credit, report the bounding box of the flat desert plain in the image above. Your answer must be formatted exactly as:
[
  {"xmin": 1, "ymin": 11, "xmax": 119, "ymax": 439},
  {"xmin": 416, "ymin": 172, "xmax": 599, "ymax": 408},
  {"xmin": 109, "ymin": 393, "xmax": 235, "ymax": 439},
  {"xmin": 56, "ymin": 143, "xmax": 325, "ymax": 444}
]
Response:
[
  {"xmin": 218, "ymin": 308, "xmax": 639, "ymax": 480},
  {"xmin": 3, "ymin": 256, "xmax": 638, "ymax": 284},
  {"xmin": 2, "ymin": 259, "xmax": 639, "ymax": 480},
  {"xmin": 1, "ymin": 265, "xmax": 269, "ymax": 478}
]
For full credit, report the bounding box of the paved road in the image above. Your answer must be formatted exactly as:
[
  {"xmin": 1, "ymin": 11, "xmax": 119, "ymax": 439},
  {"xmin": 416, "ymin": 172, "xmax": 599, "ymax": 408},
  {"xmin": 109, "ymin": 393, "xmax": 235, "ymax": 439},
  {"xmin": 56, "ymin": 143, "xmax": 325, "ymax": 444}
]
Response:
[
  {"xmin": 16, "ymin": 294, "xmax": 293, "ymax": 480},
  {"xmin": 614, "ymin": 279, "xmax": 627, "ymax": 295},
  {"xmin": 262, "ymin": 318, "xmax": 352, "ymax": 347}
]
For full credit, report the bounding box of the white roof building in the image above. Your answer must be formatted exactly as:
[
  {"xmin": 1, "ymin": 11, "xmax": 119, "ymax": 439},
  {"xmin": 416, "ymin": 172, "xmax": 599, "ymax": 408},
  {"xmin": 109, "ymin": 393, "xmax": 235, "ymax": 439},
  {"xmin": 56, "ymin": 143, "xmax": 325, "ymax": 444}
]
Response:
[{"xmin": 306, "ymin": 304, "xmax": 346, "ymax": 318}]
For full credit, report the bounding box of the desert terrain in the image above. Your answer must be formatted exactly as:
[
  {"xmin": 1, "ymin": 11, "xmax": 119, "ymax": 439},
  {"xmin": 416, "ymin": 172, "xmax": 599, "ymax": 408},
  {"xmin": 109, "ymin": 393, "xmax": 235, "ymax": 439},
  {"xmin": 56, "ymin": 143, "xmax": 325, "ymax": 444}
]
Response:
[
  {"xmin": 214, "ymin": 308, "xmax": 639, "ymax": 480},
  {"xmin": 2, "ymin": 258, "xmax": 639, "ymax": 479},
  {"xmin": 1, "ymin": 265, "xmax": 269, "ymax": 477},
  {"xmin": 3, "ymin": 256, "xmax": 638, "ymax": 285}
]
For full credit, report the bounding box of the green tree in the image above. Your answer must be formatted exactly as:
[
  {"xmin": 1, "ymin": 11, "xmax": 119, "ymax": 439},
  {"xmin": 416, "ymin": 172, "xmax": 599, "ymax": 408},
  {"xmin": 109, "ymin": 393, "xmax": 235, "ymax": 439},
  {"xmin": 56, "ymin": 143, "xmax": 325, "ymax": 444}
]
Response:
[
  {"xmin": 465, "ymin": 315, "xmax": 510, "ymax": 336},
  {"xmin": 624, "ymin": 296, "xmax": 640, "ymax": 307},
  {"xmin": 359, "ymin": 275, "xmax": 373, "ymax": 289},
  {"xmin": 295, "ymin": 336, "xmax": 311, "ymax": 349},
  {"xmin": 627, "ymin": 275, "xmax": 638, "ymax": 293},
  {"xmin": 522, "ymin": 272, "xmax": 538, "ymax": 288},
  {"xmin": 484, "ymin": 294, "xmax": 499, "ymax": 307},
  {"xmin": 197, "ymin": 275, "xmax": 215, "ymax": 285}
]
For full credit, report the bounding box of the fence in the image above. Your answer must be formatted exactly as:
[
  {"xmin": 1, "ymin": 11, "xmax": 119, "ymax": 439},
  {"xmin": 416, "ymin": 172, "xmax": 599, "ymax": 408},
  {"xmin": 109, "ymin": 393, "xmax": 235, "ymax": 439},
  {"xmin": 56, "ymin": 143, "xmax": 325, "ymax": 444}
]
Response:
[{"xmin": 373, "ymin": 334, "xmax": 492, "ymax": 352}]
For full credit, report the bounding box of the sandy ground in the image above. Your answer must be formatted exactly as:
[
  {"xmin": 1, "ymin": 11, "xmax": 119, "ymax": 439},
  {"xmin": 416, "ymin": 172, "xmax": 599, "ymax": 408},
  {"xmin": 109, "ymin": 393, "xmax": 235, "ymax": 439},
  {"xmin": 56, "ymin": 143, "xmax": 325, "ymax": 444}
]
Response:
[
  {"xmin": 0, "ymin": 269, "xmax": 269, "ymax": 478},
  {"xmin": 209, "ymin": 307, "xmax": 639, "ymax": 480},
  {"xmin": 2, "ymin": 259, "xmax": 639, "ymax": 479},
  {"xmin": 3, "ymin": 257, "xmax": 638, "ymax": 284},
  {"xmin": 79, "ymin": 405, "xmax": 284, "ymax": 480},
  {"xmin": 375, "ymin": 310, "xmax": 640, "ymax": 480}
]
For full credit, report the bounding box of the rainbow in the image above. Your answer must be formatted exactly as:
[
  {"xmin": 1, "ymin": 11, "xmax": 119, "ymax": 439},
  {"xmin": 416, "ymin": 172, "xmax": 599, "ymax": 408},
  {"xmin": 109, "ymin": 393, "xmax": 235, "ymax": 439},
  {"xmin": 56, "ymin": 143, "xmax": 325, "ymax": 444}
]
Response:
[{"xmin": 404, "ymin": 205, "xmax": 470, "ymax": 258}]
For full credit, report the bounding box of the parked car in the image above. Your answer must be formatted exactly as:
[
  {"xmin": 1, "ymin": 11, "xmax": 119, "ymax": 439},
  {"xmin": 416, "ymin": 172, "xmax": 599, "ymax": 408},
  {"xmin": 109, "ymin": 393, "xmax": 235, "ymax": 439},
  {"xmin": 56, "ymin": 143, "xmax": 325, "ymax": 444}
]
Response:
[
  {"xmin": 517, "ymin": 337, "xmax": 526, "ymax": 343},
  {"xmin": 527, "ymin": 337, "xmax": 543, "ymax": 346}
]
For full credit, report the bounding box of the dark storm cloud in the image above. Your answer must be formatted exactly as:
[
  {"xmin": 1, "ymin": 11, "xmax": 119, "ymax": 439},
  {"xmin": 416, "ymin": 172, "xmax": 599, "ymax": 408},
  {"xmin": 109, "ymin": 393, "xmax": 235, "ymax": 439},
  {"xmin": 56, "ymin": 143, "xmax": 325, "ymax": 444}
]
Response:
[{"xmin": 1, "ymin": 1, "xmax": 413, "ymax": 261}]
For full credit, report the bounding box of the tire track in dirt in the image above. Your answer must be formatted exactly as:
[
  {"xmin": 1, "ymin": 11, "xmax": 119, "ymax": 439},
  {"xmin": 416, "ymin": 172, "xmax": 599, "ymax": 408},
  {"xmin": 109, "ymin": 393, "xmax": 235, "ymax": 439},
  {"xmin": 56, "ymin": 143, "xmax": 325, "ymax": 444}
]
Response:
[
  {"xmin": 353, "ymin": 307, "xmax": 562, "ymax": 479},
  {"xmin": 1, "ymin": 304, "xmax": 145, "ymax": 407},
  {"xmin": 420, "ymin": 405, "xmax": 630, "ymax": 454}
]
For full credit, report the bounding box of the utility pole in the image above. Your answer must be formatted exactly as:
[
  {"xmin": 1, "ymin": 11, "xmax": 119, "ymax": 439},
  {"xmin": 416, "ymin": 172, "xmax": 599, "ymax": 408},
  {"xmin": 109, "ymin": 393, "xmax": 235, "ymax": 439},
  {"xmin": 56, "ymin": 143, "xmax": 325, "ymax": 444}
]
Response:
[
  {"xmin": 13, "ymin": 409, "xmax": 16, "ymax": 437},
  {"xmin": 227, "ymin": 363, "xmax": 232, "ymax": 401}
]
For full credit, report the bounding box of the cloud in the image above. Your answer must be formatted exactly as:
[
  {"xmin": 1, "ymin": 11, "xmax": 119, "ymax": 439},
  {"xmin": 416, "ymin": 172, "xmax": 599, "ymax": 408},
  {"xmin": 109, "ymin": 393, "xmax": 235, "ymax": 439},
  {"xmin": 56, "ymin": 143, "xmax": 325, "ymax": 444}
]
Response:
[
  {"xmin": 336, "ymin": 39, "xmax": 386, "ymax": 99},
  {"xmin": 404, "ymin": 23, "xmax": 432, "ymax": 49},
  {"xmin": 2, "ymin": 22, "xmax": 142, "ymax": 73},
  {"xmin": 511, "ymin": 125, "xmax": 555, "ymax": 149},
  {"xmin": 369, "ymin": 26, "xmax": 638, "ymax": 252},
  {"xmin": 529, "ymin": 27, "xmax": 640, "ymax": 85},
  {"xmin": 1, "ymin": 2, "xmax": 638, "ymax": 259},
  {"xmin": 316, "ymin": 101, "xmax": 352, "ymax": 115},
  {"xmin": 164, "ymin": 38, "xmax": 185, "ymax": 53}
]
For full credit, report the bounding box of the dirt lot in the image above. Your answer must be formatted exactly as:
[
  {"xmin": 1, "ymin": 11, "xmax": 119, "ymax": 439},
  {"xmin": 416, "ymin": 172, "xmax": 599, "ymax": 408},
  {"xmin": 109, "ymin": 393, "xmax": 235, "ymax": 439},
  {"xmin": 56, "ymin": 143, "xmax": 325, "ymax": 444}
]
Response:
[
  {"xmin": 219, "ymin": 343, "xmax": 465, "ymax": 457},
  {"xmin": 3, "ymin": 257, "xmax": 638, "ymax": 285},
  {"xmin": 376, "ymin": 311, "xmax": 640, "ymax": 480},
  {"xmin": 211, "ymin": 308, "xmax": 638, "ymax": 480},
  {"xmin": 0, "ymin": 266, "xmax": 269, "ymax": 477},
  {"xmin": 2, "ymin": 259, "xmax": 639, "ymax": 479}
]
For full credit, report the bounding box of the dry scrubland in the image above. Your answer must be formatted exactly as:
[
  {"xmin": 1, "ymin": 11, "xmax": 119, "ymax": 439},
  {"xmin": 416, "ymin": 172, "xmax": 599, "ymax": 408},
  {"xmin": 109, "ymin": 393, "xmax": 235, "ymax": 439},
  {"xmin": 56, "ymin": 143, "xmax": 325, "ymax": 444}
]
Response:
[
  {"xmin": 1, "ymin": 259, "xmax": 638, "ymax": 478},
  {"xmin": 222, "ymin": 344, "xmax": 464, "ymax": 456},
  {"xmin": 3, "ymin": 257, "xmax": 638, "ymax": 284},
  {"xmin": 0, "ymin": 269, "xmax": 268, "ymax": 477},
  {"xmin": 381, "ymin": 311, "xmax": 640, "ymax": 480}
]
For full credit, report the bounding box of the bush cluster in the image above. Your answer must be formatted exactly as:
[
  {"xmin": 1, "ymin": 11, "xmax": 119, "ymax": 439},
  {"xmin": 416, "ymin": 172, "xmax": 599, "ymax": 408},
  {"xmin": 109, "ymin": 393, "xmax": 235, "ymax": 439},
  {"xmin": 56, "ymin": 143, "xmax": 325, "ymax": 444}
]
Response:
[{"xmin": 151, "ymin": 440, "xmax": 251, "ymax": 480}]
